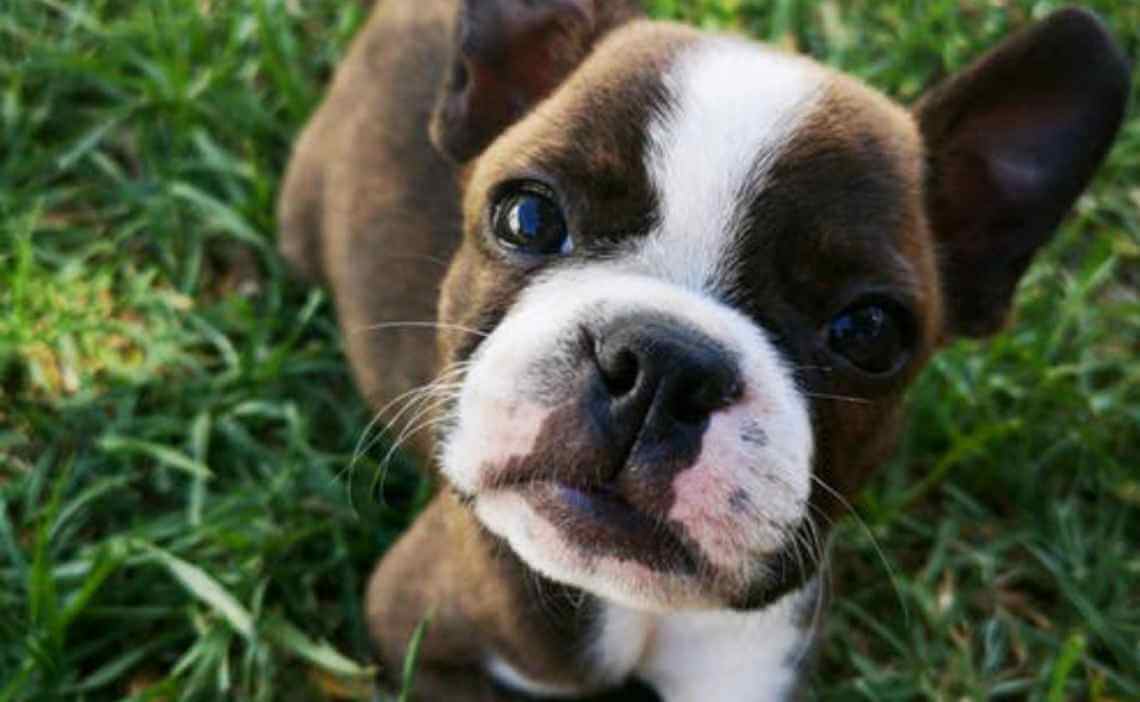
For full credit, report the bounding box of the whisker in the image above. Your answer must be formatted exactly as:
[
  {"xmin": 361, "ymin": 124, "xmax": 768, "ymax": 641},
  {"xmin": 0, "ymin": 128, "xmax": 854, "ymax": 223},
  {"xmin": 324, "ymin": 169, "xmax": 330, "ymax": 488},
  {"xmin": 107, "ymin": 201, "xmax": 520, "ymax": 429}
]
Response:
[
  {"xmin": 352, "ymin": 362, "xmax": 470, "ymax": 455},
  {"xmin": 373, "ymin": 415, "xmax": 453, "ymax": 498},
  {"xmin": 372, "ymin": 379, "xmax": 466, "ymax": 491},
  {"xmin": 371, "ymin": 391, "xmax": 460, "ymax": 483},
  {"xmin": 802, "ymin": 392, "xmax": 872, "ymax": 405},
  {"xmin": 368, "ymin": 362, "xmax": 472, "ymax": 424},
  {"xmin": 809, "ymin": 474, "xmax": 909, "ymax": 624},
  {"xmin": 344, "ymin": 361, "xmax": 472, "ymax": 508},
  {"xmin": 362, "ymin": 363, "xmax": 470, "ymax": 441},
  {"xmin": 351, "ymin": 379, "xmax": 450, "ymax": 472},
  {"xmin": 352, "ymin": 379, "xmax": 465, "ymax": 475},
  {"xmin": 361, "ymin": 253, "xmax": 453, "ymax": 269},
  {"xmin": 379, "ymin": 391, "xmax": 461, "ymax": 474},
  {"xmin": 785, "ymin": 522, "xmax": 809, "ymax": 592},
  {"xmin": 348, "ymin": 320, "xmax": 489, "ymax": 338},
  {"xmin": 789, "ymin": 509, "xmax": 831, "ymax": 670}
]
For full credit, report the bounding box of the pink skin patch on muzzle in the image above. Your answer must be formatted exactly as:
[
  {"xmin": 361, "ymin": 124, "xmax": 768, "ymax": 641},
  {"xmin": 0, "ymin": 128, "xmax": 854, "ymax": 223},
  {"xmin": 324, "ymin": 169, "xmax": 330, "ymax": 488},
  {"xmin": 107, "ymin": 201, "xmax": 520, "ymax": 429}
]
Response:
[{"xmin": 668, "ymin": 393, "xmax": 804, "ymax": 574}]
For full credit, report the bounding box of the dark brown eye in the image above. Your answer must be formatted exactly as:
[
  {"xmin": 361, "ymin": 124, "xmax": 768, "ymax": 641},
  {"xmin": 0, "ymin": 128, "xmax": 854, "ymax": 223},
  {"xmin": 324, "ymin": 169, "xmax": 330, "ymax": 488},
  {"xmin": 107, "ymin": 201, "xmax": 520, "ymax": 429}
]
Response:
[
  {"xmin": 827, "ymin": 301, "xmax": 911, "ymax": 375},
  {"xmin": 492, "ymin": 184, "xmax": 570, "ymax": 255}
]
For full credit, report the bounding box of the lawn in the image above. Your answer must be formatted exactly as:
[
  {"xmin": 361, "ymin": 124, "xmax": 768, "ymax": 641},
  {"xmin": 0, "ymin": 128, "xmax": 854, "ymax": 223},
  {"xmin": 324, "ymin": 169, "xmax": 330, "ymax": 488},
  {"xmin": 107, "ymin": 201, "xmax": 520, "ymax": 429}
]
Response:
[{"xmin": 0, "ymin": 0, "xmax": 1136, "ymax": 700}]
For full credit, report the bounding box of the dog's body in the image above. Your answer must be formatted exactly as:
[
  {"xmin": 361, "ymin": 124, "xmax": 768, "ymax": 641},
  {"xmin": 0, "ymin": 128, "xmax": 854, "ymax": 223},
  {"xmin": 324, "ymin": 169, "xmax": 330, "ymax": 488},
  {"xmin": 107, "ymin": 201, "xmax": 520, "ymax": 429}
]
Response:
[{"xmin": 279, "ymin": 2, "xmax": 1128, "ymax": 699}]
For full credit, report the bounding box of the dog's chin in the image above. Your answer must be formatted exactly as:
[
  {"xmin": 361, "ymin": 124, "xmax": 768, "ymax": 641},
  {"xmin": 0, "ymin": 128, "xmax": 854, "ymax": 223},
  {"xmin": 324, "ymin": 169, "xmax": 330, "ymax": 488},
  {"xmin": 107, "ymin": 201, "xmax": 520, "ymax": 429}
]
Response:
[
  {"xmin": 473, "ymin": 488, "xmax": 718, "ymax": 610},
  {"xmin": 472, "ymin": 485, "xmax": 807, "ymax": 612}
]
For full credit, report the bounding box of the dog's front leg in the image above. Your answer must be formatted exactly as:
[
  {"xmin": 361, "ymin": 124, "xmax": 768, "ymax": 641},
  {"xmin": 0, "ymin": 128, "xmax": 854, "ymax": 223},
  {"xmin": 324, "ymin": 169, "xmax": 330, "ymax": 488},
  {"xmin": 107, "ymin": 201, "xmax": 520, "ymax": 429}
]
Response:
[{"xmin": 367, "ymin": 493, "xmax": 610, "ymax": 701}]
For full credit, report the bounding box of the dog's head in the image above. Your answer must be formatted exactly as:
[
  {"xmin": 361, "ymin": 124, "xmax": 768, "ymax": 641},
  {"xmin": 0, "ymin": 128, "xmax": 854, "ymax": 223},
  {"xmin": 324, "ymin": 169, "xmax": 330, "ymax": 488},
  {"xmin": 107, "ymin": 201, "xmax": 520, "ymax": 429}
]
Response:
[{"xmin": 430, "ymin": 2, "xmax": 1128, "ymax": 611}]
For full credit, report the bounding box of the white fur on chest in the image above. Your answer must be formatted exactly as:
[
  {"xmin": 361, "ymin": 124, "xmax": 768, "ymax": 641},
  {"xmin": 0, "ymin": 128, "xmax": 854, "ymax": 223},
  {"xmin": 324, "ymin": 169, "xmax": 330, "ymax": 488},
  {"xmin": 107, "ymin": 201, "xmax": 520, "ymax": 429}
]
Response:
[
  {"xmin": 486, "ymin": 580, "xmax": 818, "ymax": 701},
  {"xmin": 593, "ymin": 579, "xmax": 818, "ymax": 702}
]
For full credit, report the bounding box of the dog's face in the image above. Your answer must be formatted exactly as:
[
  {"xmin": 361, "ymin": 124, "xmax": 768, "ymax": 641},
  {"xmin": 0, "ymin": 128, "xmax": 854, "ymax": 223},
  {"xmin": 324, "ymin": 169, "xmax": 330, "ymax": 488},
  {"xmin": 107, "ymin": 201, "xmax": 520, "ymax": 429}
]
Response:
[
  {"xmin": 428, "ymin": 7, "xmax": 1127, "ymax": 611},
  {"xmin": 438, "ymin": 24, "xmax": 936, "ymax": 609}
]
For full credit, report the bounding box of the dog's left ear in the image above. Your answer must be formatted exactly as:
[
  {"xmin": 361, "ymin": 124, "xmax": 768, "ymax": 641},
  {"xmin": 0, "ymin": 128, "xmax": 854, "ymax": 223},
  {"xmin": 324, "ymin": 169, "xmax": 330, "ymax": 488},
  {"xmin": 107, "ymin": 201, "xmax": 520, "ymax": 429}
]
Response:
[
  {"xmin": 430, "ymin": 0, "xmax": 641, "ymax": 163},
  {"xmin": 916, "ymin": 8, "xmax": 1130, "ymax": 338}
]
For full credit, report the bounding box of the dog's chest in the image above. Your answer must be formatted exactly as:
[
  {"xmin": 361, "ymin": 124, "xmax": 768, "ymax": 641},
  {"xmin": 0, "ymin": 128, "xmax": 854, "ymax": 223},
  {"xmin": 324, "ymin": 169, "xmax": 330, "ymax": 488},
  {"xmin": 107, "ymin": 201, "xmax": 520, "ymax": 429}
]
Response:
[
  {"xmin": 599, "ymin": 581, "xmax": 817, "ymax": 701},
  {"xmin": 491, "ymin": 578, "xmax": 819, "ymax": 701}
]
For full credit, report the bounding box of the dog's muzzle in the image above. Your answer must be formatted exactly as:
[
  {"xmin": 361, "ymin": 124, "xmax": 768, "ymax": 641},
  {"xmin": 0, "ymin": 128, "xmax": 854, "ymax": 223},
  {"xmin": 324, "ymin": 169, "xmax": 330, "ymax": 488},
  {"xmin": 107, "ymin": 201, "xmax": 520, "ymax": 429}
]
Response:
[{"xmin": 441, "ymin": 271, "xmax": 814, "ymax": 609}]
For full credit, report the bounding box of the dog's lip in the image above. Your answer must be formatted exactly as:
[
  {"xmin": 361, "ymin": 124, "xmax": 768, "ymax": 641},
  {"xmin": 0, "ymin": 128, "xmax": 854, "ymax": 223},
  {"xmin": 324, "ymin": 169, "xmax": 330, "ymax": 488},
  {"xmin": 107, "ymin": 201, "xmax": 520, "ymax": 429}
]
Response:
[{"xmin": 490, "ymin": 479, "xmax": 699, "ymax": 576}]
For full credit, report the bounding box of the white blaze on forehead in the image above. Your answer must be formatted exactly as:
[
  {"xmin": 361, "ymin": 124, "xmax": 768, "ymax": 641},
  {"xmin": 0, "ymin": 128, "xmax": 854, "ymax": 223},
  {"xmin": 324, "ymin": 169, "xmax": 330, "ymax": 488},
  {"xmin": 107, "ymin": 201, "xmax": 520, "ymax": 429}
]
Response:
[{"xmin": 640, "ymin": 38, "xmax": 825, "ymax": 291}]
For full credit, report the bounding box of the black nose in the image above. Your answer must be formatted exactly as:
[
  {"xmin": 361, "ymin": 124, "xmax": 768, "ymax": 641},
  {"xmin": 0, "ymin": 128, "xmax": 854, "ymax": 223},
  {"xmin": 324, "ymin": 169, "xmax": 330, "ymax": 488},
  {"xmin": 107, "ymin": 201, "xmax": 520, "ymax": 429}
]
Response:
[{"xmin": 592, "ymin": 317, "xmax": 742, "ymax": 462}]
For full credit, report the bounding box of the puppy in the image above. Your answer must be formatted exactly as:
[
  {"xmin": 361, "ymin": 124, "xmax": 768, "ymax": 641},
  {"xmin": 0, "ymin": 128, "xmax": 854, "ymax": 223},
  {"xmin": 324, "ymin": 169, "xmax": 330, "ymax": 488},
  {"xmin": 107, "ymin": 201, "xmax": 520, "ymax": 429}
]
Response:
[{"xmin": 278, "ymin": 2, "xmax": 1129, "ymax": 699}]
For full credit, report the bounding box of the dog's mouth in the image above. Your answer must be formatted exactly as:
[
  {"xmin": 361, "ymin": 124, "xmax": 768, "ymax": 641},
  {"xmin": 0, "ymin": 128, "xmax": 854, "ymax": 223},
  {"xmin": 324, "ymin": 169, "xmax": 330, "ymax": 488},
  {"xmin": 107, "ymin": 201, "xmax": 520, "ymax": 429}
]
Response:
[{"xmin": 497, "ymin": 479, "xmax": 700, "ymax": 576}]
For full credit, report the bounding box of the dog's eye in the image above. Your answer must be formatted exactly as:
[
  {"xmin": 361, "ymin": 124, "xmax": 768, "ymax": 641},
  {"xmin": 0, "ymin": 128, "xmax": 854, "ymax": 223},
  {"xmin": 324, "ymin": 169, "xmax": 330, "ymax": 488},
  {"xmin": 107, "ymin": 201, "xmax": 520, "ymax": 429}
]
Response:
[
  {"xmin": 492, "ymin": 185, "xmax": 570, "ymax": 255},
  {"xmin": 827, "ymin": 301, "xmax": 911, "ymax": 375}
]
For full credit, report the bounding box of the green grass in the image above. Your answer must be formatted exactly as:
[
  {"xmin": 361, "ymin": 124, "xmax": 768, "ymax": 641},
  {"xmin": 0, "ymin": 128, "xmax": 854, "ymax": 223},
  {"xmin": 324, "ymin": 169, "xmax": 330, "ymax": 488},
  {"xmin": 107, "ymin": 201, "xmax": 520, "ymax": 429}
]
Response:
[{"xmin": 1, "ymin": 0, "xmax": 1136, "ymax": 700}]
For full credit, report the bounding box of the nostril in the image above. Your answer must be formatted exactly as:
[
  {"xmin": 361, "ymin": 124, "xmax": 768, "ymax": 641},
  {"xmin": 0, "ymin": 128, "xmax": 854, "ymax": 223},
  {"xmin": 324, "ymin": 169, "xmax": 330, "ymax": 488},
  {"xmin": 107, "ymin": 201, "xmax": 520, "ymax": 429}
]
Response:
[
  {"xmin": 671, "ymin": 395, "xmax": 707, "ymax": 425},
  {"xmin": 671, "ymin": 372, "xmax": 743, "ymax": 425},
  {"xmin": 600, "ymin": 347, "xmax": 640, "ymax": 398},
  {"xmin": 593, "ymin": 317, "xmax": 743, "ymax": 439}
]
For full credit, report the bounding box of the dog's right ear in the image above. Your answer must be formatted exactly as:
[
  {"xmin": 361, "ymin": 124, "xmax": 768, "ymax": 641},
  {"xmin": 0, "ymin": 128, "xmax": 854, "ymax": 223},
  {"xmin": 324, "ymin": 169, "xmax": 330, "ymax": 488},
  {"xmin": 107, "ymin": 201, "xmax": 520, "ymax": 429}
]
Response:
[{"xmin": 430, "ymin": 0, "xmax": 642, "ymax": 163}]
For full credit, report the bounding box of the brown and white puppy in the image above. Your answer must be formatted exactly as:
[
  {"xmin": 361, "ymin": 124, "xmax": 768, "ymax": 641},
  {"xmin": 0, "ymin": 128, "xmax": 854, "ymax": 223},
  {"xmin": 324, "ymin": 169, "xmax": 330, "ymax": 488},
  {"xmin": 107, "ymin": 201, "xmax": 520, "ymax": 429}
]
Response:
[{"xmin": 278, "ymin": 2, "xmax": 1129, "ymax": 700}]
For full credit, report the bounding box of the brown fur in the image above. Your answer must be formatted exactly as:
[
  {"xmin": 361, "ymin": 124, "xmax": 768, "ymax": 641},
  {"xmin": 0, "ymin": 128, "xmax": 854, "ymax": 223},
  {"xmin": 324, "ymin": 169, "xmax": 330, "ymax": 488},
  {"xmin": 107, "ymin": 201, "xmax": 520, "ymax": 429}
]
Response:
[
  {"xmin": 763, "ymin": 78, "xmax": 939, "ymax": 513},
  {"xmin": 278, "ymin": 0, "xmax": 460, "ymax": 454},
  {"xmin": 438, "ymin": 22, "xmax": 694, "ymax": 378},
  {"xmin": 366, "ymin": 494, "xmax": 602, "ymax": 699}
]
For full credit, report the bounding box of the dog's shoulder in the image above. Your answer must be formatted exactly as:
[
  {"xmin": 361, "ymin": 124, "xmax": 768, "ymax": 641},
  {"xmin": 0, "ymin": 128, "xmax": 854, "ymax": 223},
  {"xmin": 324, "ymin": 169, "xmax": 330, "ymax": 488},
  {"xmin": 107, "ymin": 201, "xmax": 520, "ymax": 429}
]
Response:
[{"xmin": 277, "ymin": 0, "xmax": 456, "ymax": 283}]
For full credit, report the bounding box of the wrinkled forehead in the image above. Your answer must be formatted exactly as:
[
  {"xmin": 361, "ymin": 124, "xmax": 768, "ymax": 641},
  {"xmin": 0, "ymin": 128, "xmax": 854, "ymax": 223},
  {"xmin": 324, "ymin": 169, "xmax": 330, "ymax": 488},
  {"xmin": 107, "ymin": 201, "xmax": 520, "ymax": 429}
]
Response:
[{"xmin": 468, "ymin": 20, "xmax": 937, "ymax": 318}]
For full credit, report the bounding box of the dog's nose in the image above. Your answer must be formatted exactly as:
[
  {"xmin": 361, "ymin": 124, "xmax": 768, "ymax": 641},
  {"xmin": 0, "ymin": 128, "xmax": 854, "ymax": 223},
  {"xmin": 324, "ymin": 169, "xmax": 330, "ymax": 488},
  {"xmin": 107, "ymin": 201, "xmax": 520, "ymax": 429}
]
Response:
[{"xmin": 594, "ymin": 318, "xmax": 742, "ymax": 448}]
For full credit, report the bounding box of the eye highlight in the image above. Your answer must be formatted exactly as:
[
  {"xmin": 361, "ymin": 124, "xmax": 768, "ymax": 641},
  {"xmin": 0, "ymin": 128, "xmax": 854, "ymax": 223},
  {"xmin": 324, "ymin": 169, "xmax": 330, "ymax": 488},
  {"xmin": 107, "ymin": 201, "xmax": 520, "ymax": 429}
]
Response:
[
  {"xmin": 491, "ymin": 183, "xmax": 571, "ymax": 256},
  {"xmin": 826, "ymin": 300, "xmax": 912, "ymax": 375}
]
